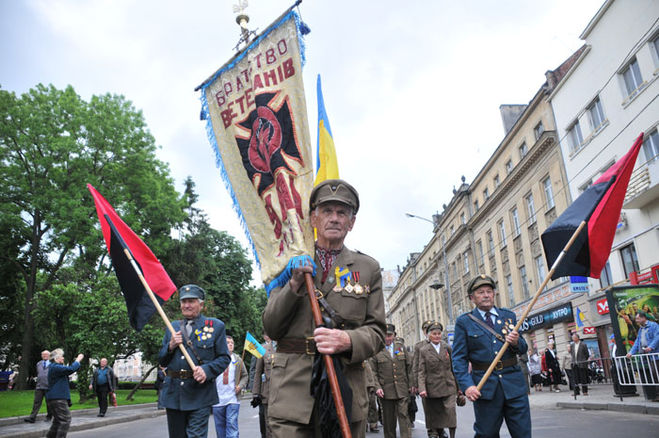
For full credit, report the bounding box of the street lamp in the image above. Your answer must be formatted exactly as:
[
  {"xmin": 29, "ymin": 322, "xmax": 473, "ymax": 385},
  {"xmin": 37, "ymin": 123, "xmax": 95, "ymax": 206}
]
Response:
[{"xmin": 405, "ymin": 212, "xmax": 454, "ymax": 325}]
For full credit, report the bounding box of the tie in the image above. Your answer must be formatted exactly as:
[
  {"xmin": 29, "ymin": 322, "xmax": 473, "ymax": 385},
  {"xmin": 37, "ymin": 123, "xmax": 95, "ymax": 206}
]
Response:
[
  {"xmin": 185, "ymin": 320, "xmax": 193, "ymax": 337},
  {"xmin": 484, "ymin": 311, "xmax": 495, "ymax": 329},
  {"xmin": 222, "ymin": 367, "xmax": 229, "ymax": 384},
  {"xmin": 43, "ymin": 361, "xmax": 48, "ymax": 369}
]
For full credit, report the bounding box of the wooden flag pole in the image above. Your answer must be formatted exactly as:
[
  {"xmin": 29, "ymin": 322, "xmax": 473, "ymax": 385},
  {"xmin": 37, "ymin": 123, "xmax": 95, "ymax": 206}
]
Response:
[
  {"xmin": 476, "ymin": 220, "xmax": 587, "ymax": 391},
  {"xmin": 304, "ymin": 272, "xmax": 352, "ymax": 438},
  {"xmin": 122, "ymin": 248, "xmax": 197, "ymax": 371}
]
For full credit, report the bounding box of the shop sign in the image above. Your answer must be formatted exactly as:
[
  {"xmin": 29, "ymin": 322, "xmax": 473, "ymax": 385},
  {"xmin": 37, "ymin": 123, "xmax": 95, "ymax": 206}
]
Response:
[
  {"xmin": 570, "ymin": 276, "xmax": 589, "ymax": 293},
  {"xmin": 583, "ymin": 327, "xmax": 596, "ymax": 334},
  {"xmin": 519, "ymin": 302, "xmax": 573, "ymax": 333},
  {"xmin": 596, "ymin": 298, "xmax": 609, "ymax": 315}
]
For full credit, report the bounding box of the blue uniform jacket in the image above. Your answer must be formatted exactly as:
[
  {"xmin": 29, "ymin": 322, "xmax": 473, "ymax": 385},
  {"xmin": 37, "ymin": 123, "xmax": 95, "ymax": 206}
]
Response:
[
  {"xmin": 452, "ymin": 307, "xmax": 528, "ymax": 401},
  {"xmin": 158, "ymin": 314, "xmax": 231, "ymax": 410},
  {"xmin": 629, "ymin": 320, "xmax": 659, "ymax": 355},
  {"xmin": 46, "ymin": 360, "xmax": 80, "ymax": 400}
]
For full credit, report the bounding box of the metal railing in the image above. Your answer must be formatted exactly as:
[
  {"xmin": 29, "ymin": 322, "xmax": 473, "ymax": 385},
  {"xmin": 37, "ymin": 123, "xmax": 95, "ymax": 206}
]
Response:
[{"xmin": 613, "ymin": 353, "xmax": 659, "ymax": 387}]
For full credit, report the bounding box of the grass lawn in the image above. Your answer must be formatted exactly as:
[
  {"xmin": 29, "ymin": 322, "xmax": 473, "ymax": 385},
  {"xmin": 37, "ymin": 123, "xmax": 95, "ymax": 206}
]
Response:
[{"xmin": 0, "ymin": 389, "xmax": 158, "ymax": 418}]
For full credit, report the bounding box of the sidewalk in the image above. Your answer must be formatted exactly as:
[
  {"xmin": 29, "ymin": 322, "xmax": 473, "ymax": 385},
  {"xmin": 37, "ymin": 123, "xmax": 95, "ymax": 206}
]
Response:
[
  {"xmin": 526, "ymin": 383, "xmax": 659, "ymax": 415},
  {"xmin": 1, "ymin": 386, "xmax": 657, "ymax": 437},
  {"xmin": 0, "ymin": 403, "xmax": 165, "ymax": 438}
]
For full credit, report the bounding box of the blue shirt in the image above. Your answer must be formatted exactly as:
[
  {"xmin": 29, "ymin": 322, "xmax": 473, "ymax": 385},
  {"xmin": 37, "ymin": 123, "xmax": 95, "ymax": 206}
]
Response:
[
  {"xmin": 630, "ymin": 320, "xmax": 659, "ymax": 355},
  {"xmin": 96, "ymin": 368, "xmax": 108, "ymax": 385}
]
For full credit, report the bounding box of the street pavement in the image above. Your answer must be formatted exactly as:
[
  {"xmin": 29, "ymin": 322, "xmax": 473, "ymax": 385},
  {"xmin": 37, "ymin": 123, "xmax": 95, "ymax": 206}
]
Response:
[{"xmin": 2, "ymin": 384, "xmax": 659, "ymax": 437}]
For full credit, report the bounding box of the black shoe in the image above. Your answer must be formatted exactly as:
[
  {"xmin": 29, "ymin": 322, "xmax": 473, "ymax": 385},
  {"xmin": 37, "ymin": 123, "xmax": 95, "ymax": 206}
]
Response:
[
  {"xmin": 24, "ymin": 418, "xmax": 35, "ymax": 423},
  {"xmin": 97, "ymin": 413, "xmax": 105, "ymax": 417},
  {"xmin": 45, "ymin": 417, "xmax": 52, "ymax": 422}
]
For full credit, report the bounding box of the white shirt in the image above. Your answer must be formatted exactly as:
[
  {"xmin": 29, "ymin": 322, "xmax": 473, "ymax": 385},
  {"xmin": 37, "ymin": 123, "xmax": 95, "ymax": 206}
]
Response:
[
  {"xmin": 432, "ymin": 342, "xmax": 441, "ymax": 354},
  {"xmin": 214, "ymin": 353, "xmax": 240, "ymax": 406},
  {"xmin": 387, "ymin": 344, "xmax": 394, "ymax": 358},
  {"xmin": 477, "ymin": 307, "xmax": 499, "ymax": 325}
]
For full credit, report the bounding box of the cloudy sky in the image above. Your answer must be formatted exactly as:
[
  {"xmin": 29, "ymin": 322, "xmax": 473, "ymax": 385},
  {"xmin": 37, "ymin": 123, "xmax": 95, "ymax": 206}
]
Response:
[{"xmin": 1, "ymin": 0, "xmax": 605, "ymax": 283}]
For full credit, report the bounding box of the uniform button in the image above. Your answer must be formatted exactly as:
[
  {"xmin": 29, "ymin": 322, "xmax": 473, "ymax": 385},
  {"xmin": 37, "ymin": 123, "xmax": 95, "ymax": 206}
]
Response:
[
  {"xmin": 493, "ymin": 340, "xmax": 496, "ymax": 344},
  {"xmin": 494, "ymin": 351, "xmax": 498, "ymax": 354},
  {"xmin": 180, "ymin": 381, "xmax": 185, "ymax": 386},
  {"xmin": 498, "ymin": 375, "xmax": 502, "ymax": 379},
  {"xmin": 181, "ymin": 356, "xmax": 185, "ymax": 360}
]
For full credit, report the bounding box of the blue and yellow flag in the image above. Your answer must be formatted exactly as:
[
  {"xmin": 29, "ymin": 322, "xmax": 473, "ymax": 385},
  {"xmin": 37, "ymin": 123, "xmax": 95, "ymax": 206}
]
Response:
[
  {"xmin": 244, "ymin": 331, "xmax": 267, "ymax": 358},
  {"xmin": 314, "ymin": 75, "xmax": 339, "ymax": 185},
  {"xmin": 575, "ymin": 307, "xmax": 585, "ymax": 328}
]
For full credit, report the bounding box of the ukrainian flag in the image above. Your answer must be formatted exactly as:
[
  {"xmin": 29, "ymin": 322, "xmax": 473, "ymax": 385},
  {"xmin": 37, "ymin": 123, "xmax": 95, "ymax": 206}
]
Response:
[
  {"xmin": 314, "ymin": 74, "xmax": 339, "ymax": 185},
  {"xmin": 244, "ymin": 331, "xmax": 266, "ymax": 358},
  {"xmin": 575, "ymin": 307, "xmax": 585, "ymax": 328}
]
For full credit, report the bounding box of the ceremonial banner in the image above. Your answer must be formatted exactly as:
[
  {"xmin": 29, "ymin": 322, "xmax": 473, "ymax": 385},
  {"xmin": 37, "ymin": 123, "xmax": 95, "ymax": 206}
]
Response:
[
  {"xmin": 198, "ymin": 10, "xmax": 314, "ymax": 289},
  {"xmin": 314, "ymin": 74, "xmax": 339, "ymax": 185}
]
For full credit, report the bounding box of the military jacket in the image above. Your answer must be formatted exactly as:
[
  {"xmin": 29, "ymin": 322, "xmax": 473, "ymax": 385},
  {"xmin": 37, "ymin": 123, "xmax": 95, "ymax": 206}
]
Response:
[
  {"xmin": 411, "ymin": 338, "xmax": 429, "ymax": 388},
  {"xmin": 417, "ymin": 340, "xmax": 457, "ymax": 398},
  {"xmin": 452, "ymin": 307, "xmax": 528, "ymax": 401},
  {"xmin": 158, "ymin": 314, "xmax": 231, "ymax": 411},
  {"xmin": 372, "ymin": 341, "xmax": 412, "ymax": 400},
  {"xmin": 263, "ymin": 246, "xmax": 386, "ymax": 424},
  {"xmin": 253, "ymin": 342, "xmax": 275, "ymax": 403}
]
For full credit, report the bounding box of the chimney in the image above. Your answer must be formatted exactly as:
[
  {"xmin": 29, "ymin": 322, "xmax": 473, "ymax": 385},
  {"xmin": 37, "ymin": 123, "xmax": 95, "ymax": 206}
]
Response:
[{"xmin": 499, "ymin": 104, "xmax": 527, "ymax": 135}]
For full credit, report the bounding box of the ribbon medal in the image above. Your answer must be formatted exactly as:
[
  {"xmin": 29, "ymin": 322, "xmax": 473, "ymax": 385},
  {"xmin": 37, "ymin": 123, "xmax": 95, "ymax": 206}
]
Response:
[{"xmin": 335, "ymin": 266, "xmax": 352, "ymax": 288}]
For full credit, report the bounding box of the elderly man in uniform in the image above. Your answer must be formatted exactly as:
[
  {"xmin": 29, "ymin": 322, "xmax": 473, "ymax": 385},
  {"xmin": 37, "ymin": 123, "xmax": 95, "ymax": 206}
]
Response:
[
  {"xmin": 159, "ymin": 284, "xmax": 231, "ymax": 438},
  {"xmin": 452, "ymin": 274, "xmax": 531, "ymax": 438},
  {"xmin": 263, "ymin": 179, "xmax": 386, "ymax": 438},
  {"xmin": 372, "ymin": 324, "xmax": 412, "ymax": 438}
]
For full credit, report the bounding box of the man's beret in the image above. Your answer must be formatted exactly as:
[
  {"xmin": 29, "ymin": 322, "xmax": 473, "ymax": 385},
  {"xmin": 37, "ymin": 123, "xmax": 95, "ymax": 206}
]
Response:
[
  {"xmin": 179, "ymin": 284, "xmax": 206, "ymax": 301},
  {"xmin": 426, "ymin": 322, "xmax": 444, "ymax": 333},
  {"xmin": 309, "ymin": 179, "xmax": 359, "ymax": 213},
  {"xmin": 467, "ymin": 274, "xmax": 496, "ymax": 295}
]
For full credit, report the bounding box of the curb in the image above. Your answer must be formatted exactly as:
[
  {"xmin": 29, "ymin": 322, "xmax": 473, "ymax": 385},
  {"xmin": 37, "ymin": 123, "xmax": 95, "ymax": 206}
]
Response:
[
  {"xmin": 0, "ymin": 403, "xmax": 158, "ymax": 427},
  {"xmin": 556, "ymin": 401, "xmax": 659, "ymax": 415}
]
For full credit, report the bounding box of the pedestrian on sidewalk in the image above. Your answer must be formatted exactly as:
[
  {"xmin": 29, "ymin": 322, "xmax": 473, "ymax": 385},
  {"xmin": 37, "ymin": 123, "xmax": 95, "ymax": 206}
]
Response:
[
  {"xmin": 571, "ymin": 333, "xmax": 589, "ymax": 396},
  {"xmin": 542, "ymin": 342, "xmax": 562, "ymax": 392},
  {"xmin": 89, "ymin": 358, "xmax": 116, "ymax": 417},
  {"xmin": 212, "ymin": 335, "xmax": 248, "ymax": 438},
  {"xmin": 45, "ymin": 349, "xmax": 84, "ymax": 438},
  {"xmin": 528, "ymin": 349, "xmax": 543, "ymax": 392},
  {"xmin": 626, "ymin": 311, "xmax": 659, "ymax": 401},
  {"xmin": 24, "ymin": 350, "xmax": 52, "ymax": 423},
  {"xmin": 563, "ymin": 344, "xmax": 576, "ymax": 392}
]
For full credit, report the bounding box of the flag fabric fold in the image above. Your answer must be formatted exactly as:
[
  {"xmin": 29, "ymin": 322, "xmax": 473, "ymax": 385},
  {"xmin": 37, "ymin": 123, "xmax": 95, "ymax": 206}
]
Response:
[
  {"xmin": 541, "ymin": 133, "xmax": 644, "ymax": 279},
  {"xmin": 575, "ymin": 306, "xmax": 585, "ymax": 328},
  {"xmin": 88, "ymin": 184, "xmax": 176, "ymax": 331},
  {"xmin": 314, "ymin": 74, "xmax": 339, "ymax": 185},
  {"xmin": 244, "ymin": 331, "xmax": 267, "ymax": 358}
]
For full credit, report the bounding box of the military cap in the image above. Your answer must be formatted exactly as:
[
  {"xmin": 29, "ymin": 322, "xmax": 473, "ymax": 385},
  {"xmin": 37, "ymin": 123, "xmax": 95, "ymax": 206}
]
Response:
[
  {"xmin": 385, "ymin": 323, "xmax": 396, "ymax": 334},
  {"xmin": 421, "ymin": 320, "xmax": 434, "ymax": 332},
  {"xmin": 309, "ymin": 179, "xmax": 360, "ymax": 213},
  {"xmin": 426, "ymin": 322, "xmax": 443, "ymax": 333},
  {"xmin": 467, "ymin": 274, "xmax": 496, "ymax": 295},
  {"xmin": 179, "ymin": 284, "xmax": 205, "ymax": 301}
]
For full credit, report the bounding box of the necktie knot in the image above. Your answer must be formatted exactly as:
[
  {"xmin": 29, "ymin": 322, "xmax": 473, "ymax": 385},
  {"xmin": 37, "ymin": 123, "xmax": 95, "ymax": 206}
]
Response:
[
  {"xmin": 484, "ymin": 311, "xmax": 495, "ymax": 329},
  {"xmin": 185, "ymin": 320, "xmax": 193, "ymax": 336}
]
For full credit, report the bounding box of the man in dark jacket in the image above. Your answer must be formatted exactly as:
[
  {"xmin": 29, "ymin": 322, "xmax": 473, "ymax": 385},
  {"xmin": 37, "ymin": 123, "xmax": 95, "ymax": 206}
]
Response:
[{"xmin": 89, "ymin": 358, "xmax": 116, "ymax": 417}]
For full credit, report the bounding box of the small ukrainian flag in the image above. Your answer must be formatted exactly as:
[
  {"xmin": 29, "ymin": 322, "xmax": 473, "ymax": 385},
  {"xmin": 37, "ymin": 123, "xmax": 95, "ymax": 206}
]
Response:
[
  {"xmin": 575, "ymin": 307, "xmax": 585, "ymax": 328},
  {"xmin": 244, "ymin": 331, "xmax": 266, "ymax": 358}
]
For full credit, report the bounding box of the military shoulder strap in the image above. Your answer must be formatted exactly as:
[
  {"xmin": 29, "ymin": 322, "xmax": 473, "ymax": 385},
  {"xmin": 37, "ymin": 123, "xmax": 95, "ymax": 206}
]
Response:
[
  {"xmin": 467, "ymin": 313, "xmax": 506, "ymax": 343},
  {"xmin": 180, "ymin": 320, "xmax": 205, "ymax": 365}
]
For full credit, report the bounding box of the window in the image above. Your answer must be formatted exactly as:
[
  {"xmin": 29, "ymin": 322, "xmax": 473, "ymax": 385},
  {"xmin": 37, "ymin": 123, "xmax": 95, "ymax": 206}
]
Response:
[
  {"xmin": 622, "ymin": 58, "xmax": 643, "ymax": 97},
  {"xmin": 653, "ymin": 33, "xmax": 659, "ymax": 60},
  {"xmin": 643, "ymin": 128, "xmax": 659, "ymax": 162},
  {"xmin": 534, "ymin": 121, "xmax": 545, "ymax": 140},
  {"xmin": 579, "ymin": 179, "xmax": 593, "ymax": 194},
  {"xmin": 474, "ymin": 200, "xmax": 480, "ymax": 212},
  {"xmin": 483, "ymin": 188, "xmax": 490, "ymax": 200},
  {"xmin": 535, "ymin": 256, "xmax": 546, "ymax": 283},
  {"xmin": 543, "ymin": 177, "xmax": 555, "ymax": 209},
  {"xmin": 600, "ymin": 261, "xmax": 613, "ymax": 289},
  {"xmin": 506, "ymin": 274, "xmax": 514, "ymax": 305},
  {"xmin": 587, "ymin": 97, "xmax": 606, "ymax": 131},
  {"xmin": 567, "ymin": 120, "xmax": 584, "ymax": 152},
  {"xmin": 498, "ymin": 220, "xmax": 507, "ymax": 247},
  {"xmin": 505, "ymin": 159, "xmax": 513, "ymax": 175},
  {"xmin": 511, "ymin": 207, "xmax": 521, "ymax": 236},
  {"xmin": 526, "ymin": 193, "xmax": 536, "ymax": 224},
  {"xmin": 520, "ymin": 266, "xmax": 530, "ymax": 299},
  {"xmin": 494, "ymin": 174, "xmax": 500, "ymax": 188},
  {"xmin": 460, "ymin": 212, "xmax": 466, "ymax": 225},
  {"xmin": 519, "ymin": 142, "xmax": 528, "ymax": 159},
  {"xmin": 620, "ymin": 243, "xmax": 640, "ymax": 278},
  {"xmin": 477, "ymin": 240, "xmax": 484, "ymax": 266},
  {"xmin": 463, "ymin": 251, "xmax": 470, "ymax": 274},
  {"xmin": 450, "ymin": 225, "xmax": 455, "ymax": 235},
  {"xmin": 487, "ymin": 231, "xmax": 495, "ymax": 255}
]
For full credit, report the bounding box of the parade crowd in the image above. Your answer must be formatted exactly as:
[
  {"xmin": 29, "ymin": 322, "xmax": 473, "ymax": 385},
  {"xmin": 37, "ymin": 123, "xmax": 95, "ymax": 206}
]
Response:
[{"xmin": 20, "ymin": 179, "xmax": 659, "ymax": 438}]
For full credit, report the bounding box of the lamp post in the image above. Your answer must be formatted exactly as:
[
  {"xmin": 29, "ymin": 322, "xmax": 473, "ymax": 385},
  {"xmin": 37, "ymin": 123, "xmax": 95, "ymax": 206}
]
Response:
[{"xmin": 405, "ymin": 213, "xmax": 454, "ymax": 325}]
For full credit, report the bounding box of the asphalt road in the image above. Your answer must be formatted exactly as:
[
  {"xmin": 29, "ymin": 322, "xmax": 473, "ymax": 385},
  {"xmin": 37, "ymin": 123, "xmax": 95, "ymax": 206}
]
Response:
[{"xmin": 68, "ymin": 397, "xmax": 659, "ymax": 437}]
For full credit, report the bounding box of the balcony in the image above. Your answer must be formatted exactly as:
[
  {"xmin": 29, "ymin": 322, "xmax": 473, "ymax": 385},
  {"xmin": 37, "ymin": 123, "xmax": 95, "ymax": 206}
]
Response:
[{"xmin": 624, "ymin": 159, "xmax": 659, "ymax": 209}]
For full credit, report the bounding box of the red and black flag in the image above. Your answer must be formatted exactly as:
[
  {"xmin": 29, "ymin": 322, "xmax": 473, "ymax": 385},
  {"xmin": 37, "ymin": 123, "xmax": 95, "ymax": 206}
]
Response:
[
  {"xmin": 541, "ymin": 133, "xmax": 644, "ymax": 279},
  {"xmin": 88, "ymin": 184, "xmax": 176, "ymax": 331}
]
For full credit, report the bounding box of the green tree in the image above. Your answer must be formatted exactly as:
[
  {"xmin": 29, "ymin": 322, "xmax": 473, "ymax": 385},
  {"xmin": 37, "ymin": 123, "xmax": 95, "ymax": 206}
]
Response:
[{"xmin": 0, "ymin": 84, "xmax": 185, "ymax": 388}]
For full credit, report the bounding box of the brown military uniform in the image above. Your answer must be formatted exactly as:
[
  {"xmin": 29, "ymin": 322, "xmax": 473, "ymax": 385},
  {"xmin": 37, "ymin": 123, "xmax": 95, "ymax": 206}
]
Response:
[
  {"xmin": 372, "ymin": 340, "xmax": 412, "ymax": 438},
  {"xmin": 263, "ymin": 246, "xmax": 386, "ymax": 438},
  {"xmin": 417, "ymin": 340, "xmax": 457, "ymax": 431},
  {"xmin": 253, "ymin": 342, "xmax": 275, "ymax": 438}
]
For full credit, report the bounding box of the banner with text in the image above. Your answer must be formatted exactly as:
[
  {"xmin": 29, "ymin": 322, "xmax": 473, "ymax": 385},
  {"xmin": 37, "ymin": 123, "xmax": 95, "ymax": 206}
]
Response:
[{"xmin": 199, "ymin": 11, "xmax": 314, "ymax": 287}]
